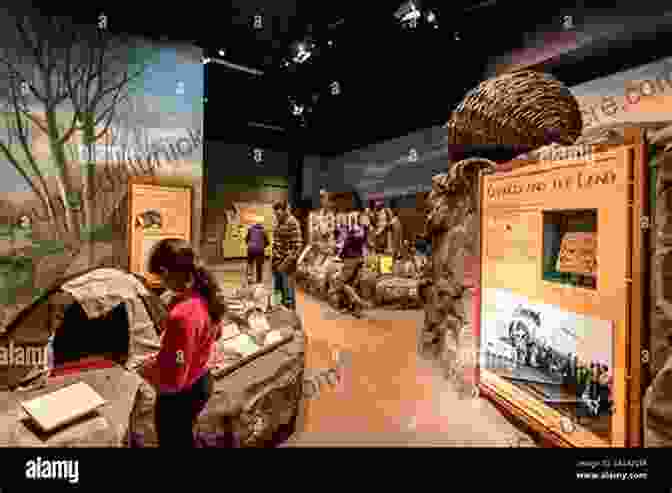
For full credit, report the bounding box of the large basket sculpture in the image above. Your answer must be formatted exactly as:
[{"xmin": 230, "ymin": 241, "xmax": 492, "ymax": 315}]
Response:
[{"xmin": 446, "ymin": 70, "xmax": 583, "ymax": 149}]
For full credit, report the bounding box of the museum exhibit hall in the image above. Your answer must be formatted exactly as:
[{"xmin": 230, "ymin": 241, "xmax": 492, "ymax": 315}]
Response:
[{"xmin": 2, "ymin": 2, "xmax": 672, "ymax": 465}]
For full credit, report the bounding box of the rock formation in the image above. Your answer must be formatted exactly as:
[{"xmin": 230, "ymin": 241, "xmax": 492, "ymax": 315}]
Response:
[
  {"xmin": 419, "ymin": 157, "xmax": 496, "ymax": 396},
  {"xmin": 645, "ymin": 148, "xmax": 672, "ymax": 446}
]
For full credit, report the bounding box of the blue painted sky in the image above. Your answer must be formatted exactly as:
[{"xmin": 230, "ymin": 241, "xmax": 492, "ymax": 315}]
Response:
[{"xmin": 136, "ymin": 47, "xmax": 204, "ymax": 115}]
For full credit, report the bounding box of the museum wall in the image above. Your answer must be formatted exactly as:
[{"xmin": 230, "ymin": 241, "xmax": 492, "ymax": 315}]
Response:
[
  {"xmin": 324, "ymin": 125, "xmax": 448, "ymax": 202},
  {"xmin": 0, "ymin": 10, "xmax": 204, "ymax": 327},
  {"xmin": 201, "ymin": 176, "xmax": 288, "ymax": 261},
  {"xmin": 484, "ymin": 9, "xmax": 672, "ymax": 78}
]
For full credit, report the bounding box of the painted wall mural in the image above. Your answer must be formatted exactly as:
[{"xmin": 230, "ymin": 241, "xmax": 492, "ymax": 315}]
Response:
[{"xmin": 0, "ymin": 8, "xmax": 203, "ymax": 326}]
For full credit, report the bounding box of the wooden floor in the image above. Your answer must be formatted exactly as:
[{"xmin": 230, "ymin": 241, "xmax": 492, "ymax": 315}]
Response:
[{"xmin": 211, "ymin": 259, "xmax": 536, "ymax": 447}]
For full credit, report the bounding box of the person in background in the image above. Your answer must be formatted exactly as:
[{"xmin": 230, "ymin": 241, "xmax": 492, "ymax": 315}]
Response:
[
  {"xmin": 331, "ymin": 210, "xmax": 373, "ymax": 317},
  {"xmin": 272, "ymin": 201, "xmax": 303, "ymax": 310},
  {"xmin": 141, "ymin": 238, "xmax": 226, "ymax": 448},
  {"xmin": 389, "ymin": 207, "xmax": 403, "ymax": 260},
  {"xmin": 245, "ymin": 222, "xmax": 269, "ymax": 285}
]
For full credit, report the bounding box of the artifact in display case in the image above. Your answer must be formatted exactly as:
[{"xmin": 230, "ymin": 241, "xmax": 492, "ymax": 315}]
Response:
[{"xmin": 543, "ymin": 210, "xmax": 597, "ymax": 290}]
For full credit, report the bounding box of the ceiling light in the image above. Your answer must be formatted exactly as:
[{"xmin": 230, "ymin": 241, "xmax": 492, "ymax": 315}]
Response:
[
  {"xmin": 395, "ymin": 1, "xmax": 421, "ymax": 23},
  {"xmin": 426, "ymin": 10, "xmax": 436, "ymax": 23},
  {"xmin": 218, "ymin": 49, "xmax": 226, "ymax": 57},
  {"xmin": 293, "ymin": 42, "xmax": 313, "ymax": 64},
  {"xmin": 291, "ymin": 102, "xmax": 304, "ymax": 116}
]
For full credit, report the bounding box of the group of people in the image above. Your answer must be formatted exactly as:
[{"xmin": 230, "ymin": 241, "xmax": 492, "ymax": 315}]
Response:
[{"xmin": 244, "ymin": 200, "xmax": 303, "ymax": 310}]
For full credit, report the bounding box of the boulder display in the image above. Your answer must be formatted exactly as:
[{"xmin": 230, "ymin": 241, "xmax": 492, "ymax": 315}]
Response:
[
  {"xmin": 645, "ymin": 145, "xmax": 672, "ymax": 447},
  {"xmin": 0, "ymin": 269, "xmax": 305, "ymax": 448},
  {"xmin": 419, "ymin": 158, "xmax": 496, "ymax": 398},
  {"xmin": 130, "ymin": 284, "xmax": 305, "ymax": 448}
]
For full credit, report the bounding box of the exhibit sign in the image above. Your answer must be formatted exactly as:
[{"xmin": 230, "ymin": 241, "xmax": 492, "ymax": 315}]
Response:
[
  {"xmin": 129, "ymin": 182, "xmax": 192, "ymax": 283},
  {"xmin": 481, "ymin": 287, "xmax": 614, "ymax": 444},
  {"xmin": 480, "ymin": 147, "xmax": 638, "ymax": 446},
  {"xmin": 234, "ymin": 202, "xmax": 274, "ymax": 227}
]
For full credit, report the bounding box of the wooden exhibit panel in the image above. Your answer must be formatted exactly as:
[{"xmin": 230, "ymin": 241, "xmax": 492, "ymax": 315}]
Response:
[
  {"xmin": 479, "ymin": 147, "xmax": 638, "ymax": 447},
  {"xmin": 128, "ymin": 181, "xmax": 192, "ymax": 286}
]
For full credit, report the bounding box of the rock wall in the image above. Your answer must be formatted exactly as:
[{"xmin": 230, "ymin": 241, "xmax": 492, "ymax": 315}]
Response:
[
  {"xmin": 419, "ymin": 158, "xmax": 496, "ymax": 397},
  {"xmin": 645, "ymin": 149, "xmax": 672, "ymax": 446}
]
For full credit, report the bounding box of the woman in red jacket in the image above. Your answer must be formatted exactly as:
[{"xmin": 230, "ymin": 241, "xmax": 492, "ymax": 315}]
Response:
[{"xmin": 141, "ymin": 238, "xmax": 226, "ymax": 447}]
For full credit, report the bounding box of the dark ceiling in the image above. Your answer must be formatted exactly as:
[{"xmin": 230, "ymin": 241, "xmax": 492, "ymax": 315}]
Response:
[{"xmin": 49, "ymin": 2, "xmax": 672, "ymax": 156}]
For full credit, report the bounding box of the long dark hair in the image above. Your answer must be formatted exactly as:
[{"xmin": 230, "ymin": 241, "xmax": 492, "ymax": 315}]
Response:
[{"xmin": 147, "ymin": 238, "xmax": 227, "ymax": 323}]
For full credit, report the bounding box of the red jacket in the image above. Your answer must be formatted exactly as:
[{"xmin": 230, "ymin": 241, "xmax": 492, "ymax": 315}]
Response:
[{"xmin": 145, "ymin": 290, "xmax": 220, "ymax": 394}]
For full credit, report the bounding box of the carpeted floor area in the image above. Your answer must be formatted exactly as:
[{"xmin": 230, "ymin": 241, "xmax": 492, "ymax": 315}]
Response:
[{"xmin": 210, "ymin": 259, "xmax": 535, "ymax": 447}]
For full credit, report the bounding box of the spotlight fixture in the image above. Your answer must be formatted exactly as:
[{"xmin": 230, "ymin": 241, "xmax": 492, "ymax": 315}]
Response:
[
  {"xmin": 426, "ymin": 10, "xmax": 436, "ymax": 23},
  {"xmin": 218, "ymin": 49, "xmax": 226, "ymax": 57},
  {"xmin": 289, "ymin": 98, "xmax": 305, "ymax": 116},
  {"xmin": 292, "ymin": 104, "xmax": 304, "ymax": 116},
  {"xmin": 394, "ymin": 1, "xmax": 422, "ymax": 24},
  {"xmin": 292, "ymin": 39, "xmax": 314, "ymax": 64}
]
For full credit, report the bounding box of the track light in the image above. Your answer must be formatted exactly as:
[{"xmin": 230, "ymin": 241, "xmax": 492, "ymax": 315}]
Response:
[
  {"xmin": 292, "ymin": 104, "xmax": 304, "ymax": 116},
  {"xmin": 395, "ymin": 1, "xmax": 421, "ymax": 24},
  {"xmin": 218, "ymin": 49, "xmax": 226, "ymax": 57},
  {"xmin": 292, "ymin": 41, "xmax": 313, "ymax": 64}
]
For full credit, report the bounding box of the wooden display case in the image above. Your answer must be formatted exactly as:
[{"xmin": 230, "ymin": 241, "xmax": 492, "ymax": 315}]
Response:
[
  {"xmin": 478, "ymin": 146, "xmax": 645, "ymax": 447},
  {"xmin": 128, "ymin": 178, "xmax": 192, "ymax": 289}
]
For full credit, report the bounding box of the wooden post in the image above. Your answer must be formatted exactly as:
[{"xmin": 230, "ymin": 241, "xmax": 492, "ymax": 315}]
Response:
[{"xmin": 623, "ymin": 126, "xmax": 649, "ymax": 448}]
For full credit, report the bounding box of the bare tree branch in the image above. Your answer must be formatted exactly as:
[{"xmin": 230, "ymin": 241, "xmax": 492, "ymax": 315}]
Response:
[{"xmin": 14, "ymin": 15, "xmax": 45, "ymax": 73}]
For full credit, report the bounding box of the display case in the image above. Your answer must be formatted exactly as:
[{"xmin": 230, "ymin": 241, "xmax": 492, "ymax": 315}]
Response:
[{"xmin": 478, "ymin": 146, "xmax": 644, "ymax": 447}]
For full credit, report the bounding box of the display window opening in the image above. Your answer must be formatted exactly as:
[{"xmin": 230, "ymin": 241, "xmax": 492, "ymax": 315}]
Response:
[{"xmin": 542, "ymin": 209, "xmax": 597, "ymax": 290}]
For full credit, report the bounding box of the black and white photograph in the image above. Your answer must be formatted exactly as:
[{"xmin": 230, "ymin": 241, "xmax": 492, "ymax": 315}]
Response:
[{"xmin": 481, "ymin": 288, "xmax": 614, "ymax": 440}]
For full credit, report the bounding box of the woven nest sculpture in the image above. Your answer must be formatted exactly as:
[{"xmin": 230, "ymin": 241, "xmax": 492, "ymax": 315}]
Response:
[{"xmin": 446, "ymin": 70, "xmax": 583, "ymax": 148}]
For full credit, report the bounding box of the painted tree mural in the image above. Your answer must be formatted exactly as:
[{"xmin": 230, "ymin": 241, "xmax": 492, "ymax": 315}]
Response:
[
  {"xmin": 0, "ymin": 7, "xmax": 204, "ymax": 328},
  {"xmin": 0, "ymin": 7, "xmax": 152, "ymax": 245}
]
